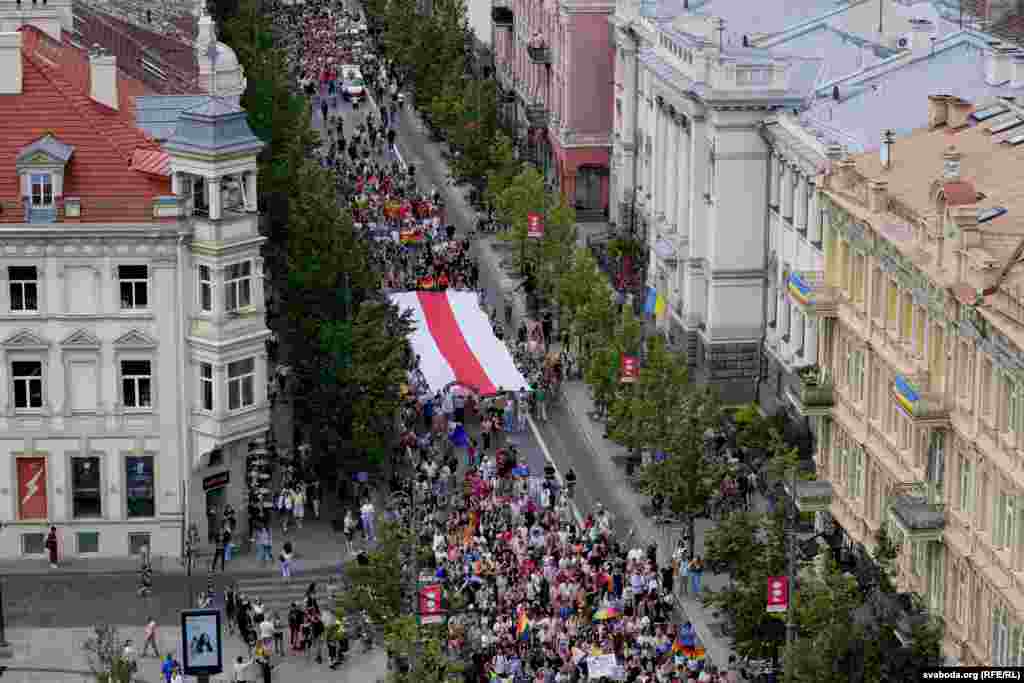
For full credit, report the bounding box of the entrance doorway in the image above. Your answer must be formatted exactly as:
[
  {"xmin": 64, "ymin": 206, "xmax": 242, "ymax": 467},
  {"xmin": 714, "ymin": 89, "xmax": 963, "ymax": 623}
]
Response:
[{"xmin": 205, "ymin": 487, "xmax": 225, "ymax": 543}]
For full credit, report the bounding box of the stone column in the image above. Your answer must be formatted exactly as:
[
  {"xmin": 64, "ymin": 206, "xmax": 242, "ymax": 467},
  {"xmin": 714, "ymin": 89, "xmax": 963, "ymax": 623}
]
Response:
[
  {"xmin": 676, "ymin": 114, "xmax": 690, "ymax": 240},
  {"xmin": 214, "ymin": 363, "xmax": 228, "ymax": 419},
  {"xmin": 171, "ymin": 172, "xmax": 183, "ymax": 196},
  {"xmin": 795, "ymin": 173, "xmax": 807, "ymax": 231},
  {"xmin": 808, "ymin": 183, "xmax": 820, "ymax": 243},
  {"xmin": 781, "ymin": 163, "xmax": 794, "ymax": 220},
  {"xmin": 245, "ymin": 171, "xmax": 258, "ymax": 212},
  {"xmin": 768, "ymin": 152, "xmax": 778, "ymax": 207},
  {"xmin": 665, "ymin": 109, "xmax": 677, "ymax": 229},
  {"xmin": 208, "ymin": 175, "xmax": 222, "ymax": 220}
]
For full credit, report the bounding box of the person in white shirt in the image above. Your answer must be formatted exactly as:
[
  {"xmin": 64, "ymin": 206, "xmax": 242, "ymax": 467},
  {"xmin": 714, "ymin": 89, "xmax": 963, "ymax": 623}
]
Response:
[
  {"xmin": 233, "ymin": 654, "xmax": 254, "ymax": 682},
  {"xmin": 360, "ymin": 500, "xmax": 376, "ymax": 543},
  {"xmin": 259, "ymin": 616, "xmax": 275, "ymax": 643}
]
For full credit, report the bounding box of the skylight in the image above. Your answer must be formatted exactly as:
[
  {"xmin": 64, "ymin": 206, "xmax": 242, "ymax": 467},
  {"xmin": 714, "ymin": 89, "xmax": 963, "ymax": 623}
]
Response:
[
  {"xmin": 972, "ymin": 105, "xmax": 1007, "ymax": 122},
  {"xmin": 990, "ymin": 118, "xmax": 1024, "ymax": 134},
  {"xmin": 978, "ymin": 207, "xmax": 1008, "ymax": 223}
]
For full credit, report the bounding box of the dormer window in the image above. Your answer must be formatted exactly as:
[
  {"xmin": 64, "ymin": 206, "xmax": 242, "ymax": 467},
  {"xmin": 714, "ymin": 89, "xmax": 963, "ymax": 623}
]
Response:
[
  {"xmin": 30, "ymin": 174, "xmax": 53, "ymax": 208},
  {"xmin": 16, "ymin": 134, "xmax": 74, "ymax": 224}
]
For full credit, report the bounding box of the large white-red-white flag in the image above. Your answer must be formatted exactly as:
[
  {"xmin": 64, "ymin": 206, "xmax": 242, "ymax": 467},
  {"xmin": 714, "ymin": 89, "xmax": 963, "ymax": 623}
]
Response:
[{"xmin": 390, "ymin": 291, "xmax": 529, "ymax": 396}]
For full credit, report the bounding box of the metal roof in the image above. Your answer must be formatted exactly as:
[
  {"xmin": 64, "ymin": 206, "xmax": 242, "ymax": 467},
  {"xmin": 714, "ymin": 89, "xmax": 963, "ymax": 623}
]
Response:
[
  {"xmin": 16, "ymin": 133, "xmax": 75, "ymax": 166},
  {"xmin": 162, "ymin": 96, "xmax": 265, "ymax": 157},
  {"xmin": 136, "ymin": 95, "xmax": 211, "ymax": 140}
]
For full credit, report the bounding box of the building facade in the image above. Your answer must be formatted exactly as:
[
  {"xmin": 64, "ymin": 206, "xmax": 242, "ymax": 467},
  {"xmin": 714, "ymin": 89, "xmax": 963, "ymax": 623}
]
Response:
[
  {"xmin": 492, "ymin": 0, "xmax": 613, "ymax": 219},
  {"xmin": 609, "ymin": 4, "xmax": 821, "ymax": 402},
  {"xmin": 0, "ymin": 16, "xmax": 268, "ymax": 560},
  {"xmin": 808, "ymin": 95, "xmax": 1024, "ymax": 665}
]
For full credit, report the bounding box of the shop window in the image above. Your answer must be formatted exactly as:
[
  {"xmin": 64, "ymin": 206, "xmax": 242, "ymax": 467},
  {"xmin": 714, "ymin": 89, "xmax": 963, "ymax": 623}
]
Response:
[
  {"xmin": 77, "ymin": 531, "xmax": 99, "ymax": 554},
  {"xmin": 125, "ymin": 455, "xmax": 155, "ymax": 518},
  {"xmin": 21, "ymin": 533, "xmax": 44, "ymax": 555},
  {"xmin": 71, "ymin": 456, "xmax": 101, "ymax": 518}
]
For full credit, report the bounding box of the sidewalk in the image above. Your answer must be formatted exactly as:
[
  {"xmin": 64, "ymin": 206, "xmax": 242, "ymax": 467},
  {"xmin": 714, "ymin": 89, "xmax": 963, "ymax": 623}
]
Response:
[
  {"xmin": 559, "ymin": 379, "xmax": 765, "ymax": 670},
  {"xmin": 1, "ymin": 625, "xmax": 386, "ymax": 683}
]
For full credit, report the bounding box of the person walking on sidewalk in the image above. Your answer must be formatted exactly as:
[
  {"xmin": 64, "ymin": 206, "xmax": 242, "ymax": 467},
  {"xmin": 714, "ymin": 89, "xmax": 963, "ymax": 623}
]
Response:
[
  {"xmin": 255, "ymin": 525, "xmax": 272, "ymax": 567},
  {"xmin": 343, "ymin": 510, "xmax": 357, "ymax": 555},
  {"xmin": 308, "ymin": 481, "xmax": 321, "ymax": 520},
  {"xmin": 293, "ymin": 485, "xmax": 306, "ymax": 530},
  {"xmin": 211, "ymin": 527, "xmax": 229, "ymax": 572},
  {"xmin": 360, "ymin": 498, "xmax": 376, "ymax": 544},
  {"xmin": 288, "ymin": 603, "xmax": 303, "ymax": 652},
  {"xmin": 45, "ymin": 526, "xmax": 59, "ymax": 569},
  {"xmin": 141, "ymin": 617, "xmax": 160, "ymax": 658},
  {"xmin": 688, "ymin": 556, "xmax": 705, "ymax": 595},
  {"xmin": 280, "ymin": 542, "xmax": 295, "ymax": 581}
]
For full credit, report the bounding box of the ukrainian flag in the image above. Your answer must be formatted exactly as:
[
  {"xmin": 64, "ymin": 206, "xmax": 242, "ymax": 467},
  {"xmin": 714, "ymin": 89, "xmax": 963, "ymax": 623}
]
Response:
[{"xmin": 655, "ymin": 294, "xmax": 666, "ymax": 319}]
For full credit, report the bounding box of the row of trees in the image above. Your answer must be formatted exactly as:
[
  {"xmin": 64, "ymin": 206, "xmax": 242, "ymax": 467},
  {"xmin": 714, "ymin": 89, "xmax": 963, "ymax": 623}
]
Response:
[{"xmin": 214, "ymin": 0, "xmax": 412, "ymax": 476}]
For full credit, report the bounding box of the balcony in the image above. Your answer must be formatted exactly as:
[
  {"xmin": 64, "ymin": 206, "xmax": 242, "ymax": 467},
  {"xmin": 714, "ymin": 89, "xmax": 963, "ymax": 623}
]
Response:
[
  {"xmin": 787, "ymin": 270, "xmax": 839, "ymax": 319},
  {"xmin": 491, "ymin": 0, "xmax": 513, "ymax": 27},
  {"xmin": 892, "ymin": 374, "xmax": 949, "ymax": 424},
  {"xmin": 889, "ymin": 483, "xmax": 945, "ymax": 542},
  {"xmin": 786, "ymin": 366, "xmax": 835, "ymax": 417},
  {"xmin": 527, "ymin": 45, "xmax": 552, "ymax": 65},
  {"xmin": 527, "ymin": 104, "xmax": 550, "ymax": 128}
]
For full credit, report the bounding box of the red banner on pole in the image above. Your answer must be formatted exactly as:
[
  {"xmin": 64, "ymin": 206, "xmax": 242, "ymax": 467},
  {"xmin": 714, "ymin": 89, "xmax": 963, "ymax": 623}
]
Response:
[
  {"xmin": 17, "ymin": 457, "xmax": 47, "ymax": 519},
  {"xmin": 527, "ymin": 213, "xmax": 544, "ymax": 238},
  {"xmin": 620, "ymin": 355, "xmax": 639, "ymax": 383},
  {"xmin": 766, "ymin": 575, "xmax": 789, "ymax": 613},
  {"xmin": 419, "ymin": 584, "xmax": 444, "ymax": 623}
]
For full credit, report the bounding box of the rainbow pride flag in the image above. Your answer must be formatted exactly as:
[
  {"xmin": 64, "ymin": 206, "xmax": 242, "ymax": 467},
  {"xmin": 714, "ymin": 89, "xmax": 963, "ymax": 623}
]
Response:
[{"xmin": 516, "ymin": 611, "xmax": 530, "ymax": 641}]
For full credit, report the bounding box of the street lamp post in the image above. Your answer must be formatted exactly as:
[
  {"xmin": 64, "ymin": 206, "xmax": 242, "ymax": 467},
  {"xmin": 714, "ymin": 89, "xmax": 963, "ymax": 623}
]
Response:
[{"xmin": 781, "ymin": 476, "xmax": 834, "ymax": 651}]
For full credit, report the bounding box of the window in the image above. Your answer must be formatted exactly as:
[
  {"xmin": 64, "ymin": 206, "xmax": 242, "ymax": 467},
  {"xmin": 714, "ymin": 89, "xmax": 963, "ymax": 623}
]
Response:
[
  {"xmin": 227, "ymin": 358, "xmax": 255, "ymax": 411},
  {"xmin": 910, "ymin": 540, "xmax": 924, "ymax": 576},
  {"xmin": 76, "ymin": 531, "xmax": 99, "ymax": 554},
  {"xmin": 118, "ymin": 265, "xmax": 149, "ymax": 309},
  {"xmin": 30, "ymin": 173, "xmax": 53, "ymax": 207},
  {"xmin": 847, "ymin": 445, "xmax": 864, "ymax": 498},
  {"xmin": 198, "ymin": 265, "xmax": 212, "ymax": 312},
  {"xmin": 8, "ymin": 266, "xmax": 38, "ymax": 311},
  {"xmin": 225, "ymin": 261, "xmax": 252, "ymax": 312},
  {"xmin": 120, "ymin": 360, "xmax": 152, "ymax": 409},
  {"xmin": 993, "ymin": 605, "xmax": 1011, "ymax": 666},
  {"xmin": 71, "ymin": 456, "xmax": 101, "ymax": 518},
  {"xmin": 21, "ymin": 533, "xmax": 45, "ymax": 555},
  {"xmin": 994, "ymin": 491, "xmax": 1016, "ymax": 549},
  {"xmin": 960, "ymin": 458, "xmax": 975, "ymax": 514},
  {"xmin": 125, "ymin": 455, "xmax": 154, "ymax": 518},
  {"xmin": 200, "ymin": 362, "xmax": 214, "ymax": 411},
  {"xmin": 12, "ymin": 360, "xmax": 42, "ymax": 409},
  {"xmin": 982, "ymin": 358, "xmax": 995, "ymax": 418},
  {"xmin": 1007, "ymin": 375, "xmax": 1024, "ymax": 435},
  {"xmin": 846, "ymin": 348, "xmax": 865, "ymax": 402}
]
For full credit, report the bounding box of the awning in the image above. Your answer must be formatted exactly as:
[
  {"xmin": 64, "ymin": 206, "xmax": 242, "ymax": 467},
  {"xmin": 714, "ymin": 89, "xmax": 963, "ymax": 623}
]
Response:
[
  {"xmin": 130, "ymin": 148, "xmax": 171, "ymax": 177},
  {"xmin": 654, "ymin": 237, "xmax": 676, "ymax": 261},
  {"xmin": 390, "ymin": 291, "xmax": 528, "ymax": 396}
]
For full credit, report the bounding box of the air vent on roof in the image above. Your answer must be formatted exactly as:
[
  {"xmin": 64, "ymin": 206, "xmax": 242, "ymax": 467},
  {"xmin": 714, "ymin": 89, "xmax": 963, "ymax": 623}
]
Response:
[
  {"xmin": 989, "ymin": 117, "xmax": 1024, "ymax": 134},
  {"xmin": 1004, "ymin": 133, "xmax": 1024, "ymax": 146},
  {"xmin": 978, "ymin": 207, "xmax": 1008, "ymax": 223},
  {"xmin": 972, "ymin": 105, "xmax": 1008, "ymax": 122}
]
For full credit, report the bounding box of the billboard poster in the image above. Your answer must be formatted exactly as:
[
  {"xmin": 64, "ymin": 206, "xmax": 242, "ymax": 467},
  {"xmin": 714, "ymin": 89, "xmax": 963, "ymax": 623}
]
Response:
[
  {"xmin": 766, "ymin": 575, "xmax": 789, "ymax": 613},
  {"xmin": 527, "ymin": 213, "xmax": 544, "ymax": 238},
  {"xmin": 181, "ymin": 609, "xmax": 223, "ymax": 676},
  {"xmin": 17, "ymin": 457, "xmax": 47, "ymax": 519}
]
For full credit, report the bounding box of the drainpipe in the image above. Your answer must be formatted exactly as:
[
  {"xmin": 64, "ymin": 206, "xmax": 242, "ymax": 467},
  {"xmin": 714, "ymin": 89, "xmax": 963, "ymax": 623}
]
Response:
[
  {"xmin": 754, "ymin": 120, "xmax": 774, "ymax": 405},
  {"xmin": 176, "ymin": 232, "xmax": 193, "ymax": 565}
]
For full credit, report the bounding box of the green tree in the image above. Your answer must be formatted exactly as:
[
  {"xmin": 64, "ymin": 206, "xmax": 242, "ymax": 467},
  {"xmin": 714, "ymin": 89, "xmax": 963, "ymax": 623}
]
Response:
[
  {"xmin": 607, "ymin": 335, "xmax": 689, "ymax": 456},
  {"xmin": 484, "ymin": 132, "xmax": 521, "ymax": 208},
  {"xmin": 495, "ymin": 166, "xmax": 573, "ymax": 279},
  {"xmin": 585, "ymin": 344, "xmax": 619, "ymax": 418},
  {"xmin": 556, "ymin": 247, "xmax": 607, "ymax": 352},
  {"xmin": 338, "ymin": 522, "xmax": 409, "ymax": 625}
]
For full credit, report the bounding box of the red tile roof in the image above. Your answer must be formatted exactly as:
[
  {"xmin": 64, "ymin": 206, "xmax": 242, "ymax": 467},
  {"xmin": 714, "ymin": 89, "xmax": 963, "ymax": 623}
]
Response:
[
  {"xmin": 131, "ymin": 148, "xmax": 171, "ymax": 176},
  {"xmin": 0, "ymin": 26, "xmax": 171, "ymax": 224}
]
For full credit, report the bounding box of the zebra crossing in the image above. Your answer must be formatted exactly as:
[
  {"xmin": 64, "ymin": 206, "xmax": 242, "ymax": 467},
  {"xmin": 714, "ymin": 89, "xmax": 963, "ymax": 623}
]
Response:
[{"xmin": 231, "ymin": 569, "xmax": 347, "ymax": 618}]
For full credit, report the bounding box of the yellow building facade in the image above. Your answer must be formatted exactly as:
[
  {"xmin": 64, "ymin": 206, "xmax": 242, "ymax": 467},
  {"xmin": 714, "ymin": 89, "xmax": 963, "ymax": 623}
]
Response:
[{"xmin": 794, "ymin": 95, "xmax": 1024, "ymax": 665}]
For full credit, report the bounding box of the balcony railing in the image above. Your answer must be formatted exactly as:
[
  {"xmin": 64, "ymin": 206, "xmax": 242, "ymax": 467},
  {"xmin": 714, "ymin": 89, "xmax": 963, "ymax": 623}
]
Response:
[
  {"xmin": 527, "ymin": 45, "xmax": 552, "ymax": 65},
  {"xmin": 787, "ymin": 270, "xmax": 839, "ymax": 319},
  {"xmin": 527, "ymin": 104, "xmax": 549, "ymax": 128},
  {"xmin": 787, "ymin": 370, "xmax": 835, "ymax": 418},
  {"xmin": 491, "ymin": 0, "xmax": 513, "ymax": 26}
]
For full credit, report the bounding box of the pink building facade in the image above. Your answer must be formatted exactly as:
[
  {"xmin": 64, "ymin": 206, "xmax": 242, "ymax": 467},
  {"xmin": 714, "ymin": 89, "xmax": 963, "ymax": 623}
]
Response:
[{"xmin": 492, "ymin": 0, "xmax": 613, "ymax": 218}]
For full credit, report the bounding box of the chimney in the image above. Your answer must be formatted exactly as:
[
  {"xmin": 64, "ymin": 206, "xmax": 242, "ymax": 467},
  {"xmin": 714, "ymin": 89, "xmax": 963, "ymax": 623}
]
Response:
[
  {"xmin": 197, "ymin": 14, "xmax": 216, "ymax": 48},
  {"xmin": 880, "ymin": 129, "xmax": 894, "ymax": 169},
  {"xmin": 89, "ymin": 45, "xmax": 118, "ymax": 110},
  {"xmin": 927, "ymin": 95, "xmax": 949, "ymax": 128},
  {"xmin": 947, "ymin": 98, "xmax": 973, "ymax": 129},
  {"xmin": 1012, "ymin": 53, "xmax": 1024, "ymax": 89},
  {"xmin": 869, "ymin": 180, "xmax": 889, "ymax": 213},
  {"xmin": 832, "ymin": 85, "xmax": 840, "ymax": 101},
  {"xmin": 909, "ymin": 19, "xmax": 933, "ymax": 52},
  {"xmin": 985, "ymin": 43, "xmax": 1014, "ymax": 85},
  {"xmin": 0, "ymin": 32, "xmax": 23, "ymax": 95},
  {"xmin": 943, "ymin": 145, "xmax": 961, "ymax": 181}
]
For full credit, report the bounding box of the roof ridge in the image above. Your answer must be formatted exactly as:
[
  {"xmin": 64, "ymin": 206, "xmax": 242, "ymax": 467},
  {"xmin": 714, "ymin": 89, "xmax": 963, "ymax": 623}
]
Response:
[{"xmin": 20, "ymin": 28, "xmax": 153, "ymax": 162}]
